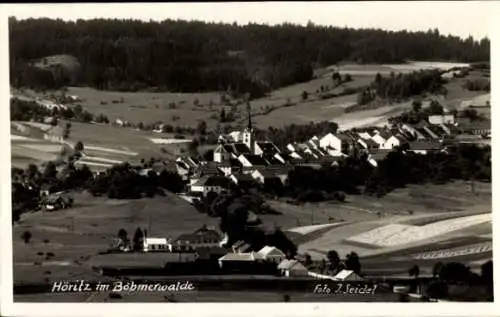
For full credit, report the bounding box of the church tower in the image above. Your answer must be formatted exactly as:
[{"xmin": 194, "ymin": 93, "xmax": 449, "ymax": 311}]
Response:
[{"xmin": 242, "ymin": 102, "xmax": 254, "ymax": 153}]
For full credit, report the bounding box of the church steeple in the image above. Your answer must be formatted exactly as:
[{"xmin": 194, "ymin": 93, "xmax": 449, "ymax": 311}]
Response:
[
  {"xmin": 243, "ymin": 102, "xmax": 254, "ymax": 153},
  {"xmin": 246, "ymin": 102, "xmax": 252, "ymax": 131}
]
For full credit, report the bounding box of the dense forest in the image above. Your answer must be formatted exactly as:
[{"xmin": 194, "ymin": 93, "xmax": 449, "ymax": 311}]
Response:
[{"xmin": 9, "ymin": 18, "xmax": 489, "ymax": 97}]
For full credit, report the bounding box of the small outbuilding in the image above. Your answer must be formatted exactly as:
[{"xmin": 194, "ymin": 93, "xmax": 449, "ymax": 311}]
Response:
[
  {"xmin": 277, "ymin": 259, "xmax": 309, "ymax": 277},
  {"xmin": 333, "ymin": 269, "xmax": 364, "ymax": 281}
]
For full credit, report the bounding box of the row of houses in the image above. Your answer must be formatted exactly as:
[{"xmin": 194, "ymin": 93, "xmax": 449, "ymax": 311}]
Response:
[{"xmin": 176, "ymin": 111, "xmax": 491, "ymax": 195}]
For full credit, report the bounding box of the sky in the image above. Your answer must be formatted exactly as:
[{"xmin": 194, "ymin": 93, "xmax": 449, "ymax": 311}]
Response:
[{"xmin": 2, "ymin": 1, "xmax": 496, "ymax": 40}]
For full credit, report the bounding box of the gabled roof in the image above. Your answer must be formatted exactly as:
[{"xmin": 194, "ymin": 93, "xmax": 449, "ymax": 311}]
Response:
[
  {"xmin": 334, "ymin": 269, "xmax": 363, "ymax": 281},
  {"xmin": 233, "ymin": 143, "xmax": 252, "ymax": 154},
  {"xmin": 256, "ymin": 141, "xmax": 280, "ymax": 154},
  {"xmin": 175, "ymin": 227, "xmax": 220, "ymax": 244},
  {"xmin": 258, "ymin": 246, "xmax": 286, "ymax": 258},
  {"xmin": 240, "ymin": 154, "xmax": 268, "ymax": 166},
  {"xmin": 219, "ymin": 252, "xmax": 264, "ymax": 262},
  {"xmin": 145, "ymin": 237, "xmax": 168, "ymax": 245},
  {"xmin": 192, "ymin": 175, "xmax": 230, "ymax": 187},
  {"xmin": 375, "ymin": 130, "xmax": 393, "ymax": 140},
  {"xmin": 277, "ymin": 259, "xmax": 307, "ymax": 271}
]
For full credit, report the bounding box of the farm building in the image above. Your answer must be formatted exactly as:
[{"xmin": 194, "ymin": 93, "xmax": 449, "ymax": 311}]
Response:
[
  {"xmin": 277, "ymin": 259, "xmax": 308, "ymax": 277},
  {"xmin": 333, "ymin": 270, "xmax": 363, "ymax": 281}
]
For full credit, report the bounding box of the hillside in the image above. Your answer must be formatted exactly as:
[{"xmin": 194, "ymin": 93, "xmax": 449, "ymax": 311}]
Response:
[{"xmin": 9, "ymin": 18, "xmax": 489, "ymax": 95}]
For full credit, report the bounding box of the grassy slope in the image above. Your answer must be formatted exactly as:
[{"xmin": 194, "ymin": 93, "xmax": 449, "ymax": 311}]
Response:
[{"xmin": 12, "ymin": 192, "xmax": 216, "ymax": 285}]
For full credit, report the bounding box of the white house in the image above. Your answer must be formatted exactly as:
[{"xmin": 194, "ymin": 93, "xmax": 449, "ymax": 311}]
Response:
[
  {"xmin": 333, "ymin": 269, "xmax": 363, "ymax": 281},
  {"xmin": 277, "ymin": 259, "xmax": 309, "ymax": 277},
  {"xmin": 371, "ymin": 131, "xmax": 392, "ymax": 147},
  {"xmin": 190, "ymin": 175, "xmax": 230, "ymax": 196},
  {"xmin": 143, "ymin": 237, "xmax": 171, "ymax": 252},
  {"xmin": 319, "ymin": 133, "xmax": 339, "ymax": 150},
  {"xmin": 428, "ymin": 114, "xmax": 455, "ymax": 125},
  {"xmin": 382, "ymin": 135, "xmax": 407, "ymax": 150},
  {"xmin": 257, "ymin": 246, "xmax": 286, "ymax": 263}
]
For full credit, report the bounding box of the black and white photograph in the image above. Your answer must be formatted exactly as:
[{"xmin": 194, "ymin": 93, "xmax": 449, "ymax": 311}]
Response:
[{"xmin": 0, "ymin": 1, "xmax": 497, "ymax": 314}]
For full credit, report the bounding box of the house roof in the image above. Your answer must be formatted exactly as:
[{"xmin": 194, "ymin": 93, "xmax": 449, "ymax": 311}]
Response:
[
  {"xmin": 337, "ymin": 133, "xmax": 355, "ymax": 141},
  {"xmin": 231, "ymin": 173, "xmax": 255, "ymax": 182},
  {"xmin": 175, "ymin": 227, "xmax": 220, "ymax": 244},
  {"xmin": 219, "ymin": 252, "xmax": 264, "ymax": 262},
  {"xmin": 233, "ymin": 143, "xmax": 252, "ymax": 154},
  {"xmin": 376, "ymin": 130, "xmax": 392, "ymax": 140},
  {"xmin": 277, "ymin": 259, "xmax": 307, "ymax": 271},
  {"xmin": 145, "ymin": 237, "xmax": 168, "ymax": 245},
  {"xmin": 192, "ymin": 175, "xmax": 230, "ymax": 187},
  {"xmin": 257, "ymin": 246, "xmax": 286, "ymax": 258},
  {"xmin": 334, "ymin": 269, "xmax": 363, "ymax": 281},
  {"xmin": 240, "ymin": 154, "xmax": 268, "ymax": 166},
  {"xmin": 256, "ymin": 141, "xmax": 279, "ymax": 154},
  {"xmin": 409, "ymin": 141, "xmax": 442, "ymax": 151}
]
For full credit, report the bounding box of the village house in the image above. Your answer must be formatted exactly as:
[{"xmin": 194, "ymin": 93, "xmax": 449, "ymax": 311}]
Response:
[
  {"xmin": 400, "ymin": 123, "xmax": 426, "ymax": 140},
  {"xmin": 238, "ymin": 153, "xmax": 269, "ymax": 168},
  {"xmin": 367, "ymin": 149, "xmax": 392, "ymax": 167},
  {"xmin": 357, "ymin": 131, "xmax": 373, "ymax": 140},
  {"xmin": 382, "ymin": 135, "xmax": 408, "ymax": 150},
  {"xmin": 277, "ymin": 259, "xmax": 309, "ymax": 277},
  {"xmin": 371, "ymin": 130, "xmax": 393, "ymax": 147},
  {"xmin": 176, "ymin": 156, "xmax": 201, "ymax": 178},
  {"xmin": 319, "ymin": 133, "xmax": 355, "ymax": 154},
  {"xmin": 189, "ymin": 175, "xmax": 231, "ymax": 196},
  {"xmin": 428, "ymin": 114, "xmax": 455, "ymax": 125},
  {"xmin": 357, "ymin": 137, "xmax": 379, "ymax": 151},
  {"xmin": 254, "ymin": 141, "xmax": 281, "ymax": 156},
  {"xmin": 229, "ymin": 172, "xmax": 256, "ymax": 188},
  {"xmin": 251, "ymin": 169, "xmax": 282, "ymax": 187},
  {"xmin": 257, "ymin": 246, "xmax": 286, "ymax": 264},
  {"xmin": 172, "ymin": 226, "xmax": 221, "ymax": 252},
  {"xmin": 213, "ymin": 142, "xmax": 252, "ymax": 163},
  {"xmin": 333, "ymin": 269, "xmax": 364, "ymax": 281}
]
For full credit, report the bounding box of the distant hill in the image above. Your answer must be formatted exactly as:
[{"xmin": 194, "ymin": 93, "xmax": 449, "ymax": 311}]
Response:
[{"xmin": 9, "ymin": 18, "xmax": 490, "ymax": 96}]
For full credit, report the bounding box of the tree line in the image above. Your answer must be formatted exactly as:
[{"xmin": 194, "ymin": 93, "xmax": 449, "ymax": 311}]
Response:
[
  {"xmin": 10, "ymin": 18, "xmax": 489, "ymax": 96},
  {"xmin": 11, "ymin": 159, "xmax": 184, "ymax": 222}
]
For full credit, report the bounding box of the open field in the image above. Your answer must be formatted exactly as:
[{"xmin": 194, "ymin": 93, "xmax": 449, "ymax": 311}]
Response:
[
  {"xmin": 12, "ymin": 62, "xmax": 488, "ymax": 132},
  {"xmin": 12, "ymin": 192, "xmax": 217, "ymax": 286},
  {"xmin": 277, "ymin": 181, "xmax": 491, "ymax": 260},
  {"xmin": 10, "ymin": 120, "xmax": 191, "ymax": 169}
]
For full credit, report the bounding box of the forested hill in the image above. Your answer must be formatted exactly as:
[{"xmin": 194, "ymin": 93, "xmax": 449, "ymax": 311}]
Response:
[{"xmin": 9, "ymin": 18, "xmax": 490, "ymax": 96}]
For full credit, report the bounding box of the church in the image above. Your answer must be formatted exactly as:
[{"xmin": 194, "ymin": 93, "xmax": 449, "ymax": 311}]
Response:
[{"xmin": 213, "ymin": 103, "xmax": 285, "ymax": 165}]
